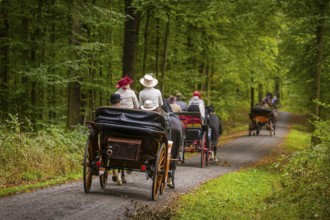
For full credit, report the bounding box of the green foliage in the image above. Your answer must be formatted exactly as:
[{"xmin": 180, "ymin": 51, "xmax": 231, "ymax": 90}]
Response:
[
  {"xmin": 0, "ymin": 114, "xmax": 87, "ymax": 186},
  {"xmin": 265, "ymin": 119, "xmax": 330, "ymax": 219}
]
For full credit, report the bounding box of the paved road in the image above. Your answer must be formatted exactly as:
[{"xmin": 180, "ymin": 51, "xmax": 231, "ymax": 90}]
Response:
[{"xmin": 0, "ymin": 112, "xmax": 290, "ymax": 220}]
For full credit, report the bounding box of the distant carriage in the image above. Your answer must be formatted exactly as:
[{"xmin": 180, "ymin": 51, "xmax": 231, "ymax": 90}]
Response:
[
  {"xmin": 248, "ymin": 107, "xmax": 276, "ymax": 136},
  {"xmin": 83, "ymin": 107, "xmax": 171, "ymax": 201},
  {"xmin": 177, "ymin": 112, "xmax": 211, "ymax": 168}
]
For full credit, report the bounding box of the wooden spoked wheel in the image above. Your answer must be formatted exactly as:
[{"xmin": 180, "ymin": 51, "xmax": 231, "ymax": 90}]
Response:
[
  {"xmin": 152, "ymin": 143, "xmax": 166, "ymax": 201},
  {"xmin": 100, "ymin": 168, "xmax": 108, "ymax": 189},
  {"xmin": 83, "ymin": 135, "xmax": 93, "ymax": 193}
]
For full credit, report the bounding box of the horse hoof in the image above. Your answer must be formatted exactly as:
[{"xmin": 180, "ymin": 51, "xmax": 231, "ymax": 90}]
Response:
[
  {"xmin": 122, "ymin": 177, "xmax": 127, "ymax": 184},
  {"xmin": 112, "ymin": 176, "xmax": 117, "ymax": 182},
  {"xmin": 117, "ymin": 176, "xmax": 122, "ymax": 185}
]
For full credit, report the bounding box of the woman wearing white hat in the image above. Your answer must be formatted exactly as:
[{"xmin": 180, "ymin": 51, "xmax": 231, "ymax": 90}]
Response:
[{"xmin": 139, "ymin": 74, "xmax": 163, "ymax": 108}]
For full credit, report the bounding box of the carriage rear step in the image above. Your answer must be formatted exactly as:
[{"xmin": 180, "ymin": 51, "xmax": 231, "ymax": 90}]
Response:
[{"xmin": 107, "ymin": 137, "xmax": 142, "ymax": 161}]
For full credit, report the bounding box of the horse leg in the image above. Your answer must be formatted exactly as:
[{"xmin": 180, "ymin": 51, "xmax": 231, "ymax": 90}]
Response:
[
  {"xmin": 116, "ymin": 169, "xmax": 122, "ymax": 185},
  {"xmin": 112, "ymin": 169, "xmax": 117, "ymax": 182},
  {"xmin": 213, "ymin": 144, "xmax": 218, "ymax": 162},
  {"xmin": 167, "ymin": 161, "xmax": 176, "ymax": 189},
  {"xmin": 171, "ymin": 162, "xmax": 176, "ymax": 189},
  {"xmin": 121, "ymin": 169, "xmax": 127, "ymax": 183}
]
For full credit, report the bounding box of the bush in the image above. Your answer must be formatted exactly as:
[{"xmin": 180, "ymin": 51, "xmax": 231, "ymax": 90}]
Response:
[
  {"xmin": 265, "ymin": 119, "xmax": 330, "ymax": 219},
  {"xmin": 0, "ymin": 115, "xmax": 87, "ymax": 186}
]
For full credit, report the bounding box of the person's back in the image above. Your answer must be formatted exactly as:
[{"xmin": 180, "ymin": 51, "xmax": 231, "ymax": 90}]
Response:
[
  {"xmin": 188, "ymin": 91, "xmax": 205, "ymax": 119},
  {"xmin": 115, "ymin": 76, "xmax": 139, "ymax": 109},
  {"xmin": 139, "ymin": 74, "xmax": 163, "ymax": 108},
  {"xmin": 175, "ymin": 93, "xmax": 187, "ymax": 111},
  {"xmin": 169, "ymin": 95, "xmax": 182, "ymax": 113}
]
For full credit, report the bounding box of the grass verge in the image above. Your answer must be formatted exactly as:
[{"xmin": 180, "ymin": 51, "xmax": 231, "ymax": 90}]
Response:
[
  {"xmin": 171, "ymin": 114, "xmax": 314, "ymax": 219},
  {"xmin": 0, "ymin": 173, "xmax": 81, "ymax": 197}
]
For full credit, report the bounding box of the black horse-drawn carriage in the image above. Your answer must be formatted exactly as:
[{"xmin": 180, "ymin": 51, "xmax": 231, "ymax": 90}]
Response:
[
  {"xmin": 177, "ymin": 112, "xmax": 211, "ymax": 168},
  {"xmin": 248, "ymin": 107, "xmax": 276, "ymax": 136},
  {"xmin": 83, "ymin": 107, "xmax": 171, "ymax": 200}
]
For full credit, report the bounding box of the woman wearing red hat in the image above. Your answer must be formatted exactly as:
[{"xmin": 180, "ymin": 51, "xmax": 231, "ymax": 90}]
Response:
[{"xmin": 115, "ymin": 76, "xmax": 139, "ymax": 109}]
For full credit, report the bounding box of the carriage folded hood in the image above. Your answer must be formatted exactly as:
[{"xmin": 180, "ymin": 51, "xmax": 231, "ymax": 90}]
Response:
[{"xmin": 94, "ymin": 107, "xmax": 167, "ymax": 135}]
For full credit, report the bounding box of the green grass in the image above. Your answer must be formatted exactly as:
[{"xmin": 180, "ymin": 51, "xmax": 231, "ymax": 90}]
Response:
[
  {"xmin": 173, "ymin": 114, "xmax": 314, "ymax": 220},
  {"xmin": 0, "ymin": 173, "xmax": 81, "ymax": 197},
  {"xmin": 175, "ymin": 168, "xmax": 280, "ymax": 220},
  {"xmin": 282, "ymin": 124, "xmax": 311, "ymax": 152}
]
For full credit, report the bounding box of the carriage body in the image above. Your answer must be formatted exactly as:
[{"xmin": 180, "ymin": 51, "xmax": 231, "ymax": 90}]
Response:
[
  {"xmin": 177, "ymin": 112, "xmax": 211, "ymax": 168},
  {"xmin": 84, "ymin": 107, "xmax": 169, "ymax": 200},
  {"xmin": 248, "ymin": 107, "xmax": 275, "ymax": 136}
]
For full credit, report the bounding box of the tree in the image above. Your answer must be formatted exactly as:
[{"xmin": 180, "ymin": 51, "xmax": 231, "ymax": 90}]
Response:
[{"xmin": 122, "ymin": 0, "xmax": 140, "ymax": 83}]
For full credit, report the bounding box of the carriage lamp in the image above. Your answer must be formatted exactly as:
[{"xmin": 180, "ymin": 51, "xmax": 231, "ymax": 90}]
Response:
[
  {"xmin": 141, "ymin": 165, "xmax": 147, "ymax": 171},
  {"xmin": 95, "ymin": 160, "xmax": 101, "ymax": 167}
]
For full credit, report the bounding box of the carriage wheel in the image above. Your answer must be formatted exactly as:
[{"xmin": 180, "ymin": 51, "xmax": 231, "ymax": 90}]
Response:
[
  {"xmin": 152, "ymin": 143, "xmax": 166, "ymax": 201},
  {"xmin": 83, "ymin": 135, "xmax": 94, "ymax": 193},
  {"xmin": 100, "ymin": 168, "xmax": 108, "ymax": 189},
  {"xmin": 200, "ymin": 131, "xmax": 208, "ymax": 168}
]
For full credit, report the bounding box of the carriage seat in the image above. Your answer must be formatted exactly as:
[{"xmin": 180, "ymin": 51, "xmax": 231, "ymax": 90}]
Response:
[
  {"xmin": 177, "ymin": 112, "xmax": 202, "ymax": 129},
  {"xmin": 95, "ymin": 107, "xmax": 167, "ymax": 136}
]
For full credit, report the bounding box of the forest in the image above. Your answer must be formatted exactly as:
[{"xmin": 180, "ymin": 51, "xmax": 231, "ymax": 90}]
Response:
[
  {"xmin": 0, "ymin": 0, "xmax": 329, "ymax": 218},
  {"xmin": 1, "ymin": 0, "xmax": 330, "ymax": 126}
]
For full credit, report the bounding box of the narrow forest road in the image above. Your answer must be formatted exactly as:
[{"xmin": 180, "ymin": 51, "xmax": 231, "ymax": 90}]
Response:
[{"xmin": 0, "ymin": 112, "xmax": 291, "ymax": 220}]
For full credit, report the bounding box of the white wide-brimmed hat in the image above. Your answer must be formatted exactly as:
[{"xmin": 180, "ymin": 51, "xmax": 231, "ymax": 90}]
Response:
[
  {"xmin": 141, "ymin": 100, "xmax": 157, "ymax": 111},
  {"xmin": 140, "ymin": 74, "xmax": 158, "ymax": 88}
]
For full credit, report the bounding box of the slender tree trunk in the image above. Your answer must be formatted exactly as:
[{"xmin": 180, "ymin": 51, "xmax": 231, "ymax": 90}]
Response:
[
  {"xmin": 20, "ymin": 6, "xmax": 31, "ymax": 120},
  {"xmin": 31, "ymin": 0, "xmax": 43, "ymax": 124},
  {"xmin": 258, "ymin": 83, "xmax": 263, "ymax": 104},
  {"xmin": 142, "ymin": 11, "xmax": 150, "ymax": 74},
  {"xmin": 0, "ymin": 0, "xmax": 9, "ymax": 119},
  {"xmin": 311, "ymin": 0, "xmax": 328, "ymax": 144},
  {"xmin": 67, "ymin": 0, "xmax": 81, "ymax": 129},
  {"xmin": 122, "ymin": 0, "xmax": 139, "ymax": 81},
  {"xmin": 250, "ymin": 87, "xmax": 255, "ymax": 108},
  {"xmin": 274, "ymin": 76, "xmax": 280, "ymax": 103},
  {"xmin": 49, "ymin": 0, "xmax": 56, "ymax": 122},
  {"xmin": 155, "ymin": 18, "xmax": 160, "ymax": 77},
  {"xmin": 160, "ymin": 14, "xmax": 170, "ymax": 93}
]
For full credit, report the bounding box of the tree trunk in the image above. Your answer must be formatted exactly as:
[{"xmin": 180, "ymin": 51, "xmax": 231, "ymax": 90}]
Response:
[
  {"xmin": 274, "ymin": 76, "xmax": 280, "ymax": 103},
  {"xmin": 122, "ymin": 0, "xmax": 139, "ymax": 81},
  {"xmin": 160, "ymin": 14, "xmax": 170, "ymax": 93},
  {"xmin": 142, "ymin": 11, "xmax": 150, "ymax": 74},
  {"xmin": 250, "ymin": 87, "xmax": 255, "ymax": 108},
  {"xmin": 155, "ymin": 18, "xmax": 160, "ymax": 77},
  {"xmin": 311, "ymin": 0, "xmax": 328, "ymax": 144},
  {"xmin": 0, "ymin": 0, "xmax": 9, "ymax": 119},
  {"xmin": 258, "ymin": 83, "xmax": 263, "ymax": 104},
  {"xmin": 67, "ymin": 0, "xmax": 81, "ymax": 129}
]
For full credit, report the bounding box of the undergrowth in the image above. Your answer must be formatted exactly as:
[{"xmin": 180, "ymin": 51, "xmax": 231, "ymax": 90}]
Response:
[{"xmin": 0, "ymin": 114, "xmax": 87, "ymax": 194}]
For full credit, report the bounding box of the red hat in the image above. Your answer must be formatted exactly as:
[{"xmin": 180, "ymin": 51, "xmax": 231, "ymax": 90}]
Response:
[
  {"xmin": 193, "ymin": 91, "xmax": 201, "ymax": 98},
  {"xmin": 116, "ymin": 76, "xmax": 133, "ymax": 88}
]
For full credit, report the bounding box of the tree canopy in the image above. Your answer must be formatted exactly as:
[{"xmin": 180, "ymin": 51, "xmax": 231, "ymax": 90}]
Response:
[{"xmin": 1, "ymin": 0, "xmax": 329, "ymax": 130}]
